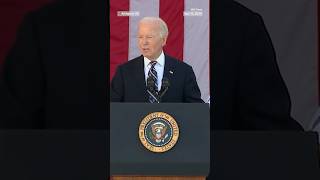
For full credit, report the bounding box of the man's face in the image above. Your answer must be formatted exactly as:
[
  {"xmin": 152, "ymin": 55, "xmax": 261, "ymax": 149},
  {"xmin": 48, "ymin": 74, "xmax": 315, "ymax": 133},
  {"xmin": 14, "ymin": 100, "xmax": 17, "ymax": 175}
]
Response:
[{"xmin": 137, "ymin": 22, "xmax": 167, "ymax": 60}]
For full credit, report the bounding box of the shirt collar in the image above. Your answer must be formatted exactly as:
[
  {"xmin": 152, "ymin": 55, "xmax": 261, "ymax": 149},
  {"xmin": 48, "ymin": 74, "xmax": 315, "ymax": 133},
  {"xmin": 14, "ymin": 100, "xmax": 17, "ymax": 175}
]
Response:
[{"xmin": 144, "ymin": 51, "xmax": 165, "ymax": 68}]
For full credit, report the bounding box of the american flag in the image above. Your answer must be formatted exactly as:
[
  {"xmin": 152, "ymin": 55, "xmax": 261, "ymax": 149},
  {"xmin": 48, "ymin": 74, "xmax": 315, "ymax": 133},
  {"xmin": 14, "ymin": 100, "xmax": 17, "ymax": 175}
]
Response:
[{"xmin": 110, "ymin": 0, "xmax": 210, "ymax": 102}]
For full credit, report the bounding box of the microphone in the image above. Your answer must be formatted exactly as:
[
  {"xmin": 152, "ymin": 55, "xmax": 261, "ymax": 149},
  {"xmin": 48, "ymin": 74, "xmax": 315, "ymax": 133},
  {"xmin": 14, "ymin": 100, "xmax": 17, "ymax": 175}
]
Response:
[{"xmin": 159, "ymin": 77, "xmax": 170, "ymax": 102}]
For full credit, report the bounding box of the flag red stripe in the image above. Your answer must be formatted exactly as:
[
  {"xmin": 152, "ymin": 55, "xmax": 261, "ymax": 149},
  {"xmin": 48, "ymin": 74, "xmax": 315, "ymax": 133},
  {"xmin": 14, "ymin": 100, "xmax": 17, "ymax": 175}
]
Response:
[
  {"xmin": 110, "ymin": 0, "xmax": 129, "ymax": 80},
  {"xmin": 159, "ymin": 0, "xmax": 184, "ymax": 61}
]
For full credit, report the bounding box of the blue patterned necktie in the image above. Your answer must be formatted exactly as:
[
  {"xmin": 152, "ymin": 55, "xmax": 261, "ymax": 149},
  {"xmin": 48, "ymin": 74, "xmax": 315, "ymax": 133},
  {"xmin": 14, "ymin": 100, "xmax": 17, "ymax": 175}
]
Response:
[{"xmin": 147, "ymin": 61, "xmax": 159, "ymax": 103}]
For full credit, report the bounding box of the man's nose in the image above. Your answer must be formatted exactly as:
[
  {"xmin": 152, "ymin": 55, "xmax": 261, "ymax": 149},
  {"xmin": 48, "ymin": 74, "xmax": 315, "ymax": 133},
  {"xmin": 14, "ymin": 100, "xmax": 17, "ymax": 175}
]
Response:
[{"xmin": 141, "ymin": 37, "xmax": 149, "ymax": 45}]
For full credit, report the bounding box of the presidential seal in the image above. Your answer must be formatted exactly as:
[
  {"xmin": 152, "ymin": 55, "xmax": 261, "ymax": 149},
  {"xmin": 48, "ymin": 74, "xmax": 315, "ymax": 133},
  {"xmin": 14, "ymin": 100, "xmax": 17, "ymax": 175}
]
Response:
[{"xmin": 139, "ymin": 112, "xmax": 179, "ymax": 153}]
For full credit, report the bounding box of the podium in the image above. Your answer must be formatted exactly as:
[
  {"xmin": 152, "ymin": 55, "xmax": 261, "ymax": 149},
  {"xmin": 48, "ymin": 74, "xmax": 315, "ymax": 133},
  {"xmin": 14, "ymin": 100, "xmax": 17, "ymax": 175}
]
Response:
[{"xmin": 110, "ymin": 103, "xmax": 211, "ymax": 180}]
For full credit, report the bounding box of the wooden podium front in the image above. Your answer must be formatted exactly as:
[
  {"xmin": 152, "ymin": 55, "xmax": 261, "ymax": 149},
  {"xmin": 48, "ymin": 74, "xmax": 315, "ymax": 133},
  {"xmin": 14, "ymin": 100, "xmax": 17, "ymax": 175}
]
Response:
[{"xmin": 110, "ymin": 176, "xmax": 206, "ymax": 180}]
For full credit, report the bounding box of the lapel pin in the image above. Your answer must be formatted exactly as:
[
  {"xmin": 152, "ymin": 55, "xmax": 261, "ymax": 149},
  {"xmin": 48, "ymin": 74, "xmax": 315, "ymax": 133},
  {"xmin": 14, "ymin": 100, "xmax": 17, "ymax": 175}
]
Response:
[{"xmin": 169, "ymin": 70, "xmax": 174, "ymax": 74}]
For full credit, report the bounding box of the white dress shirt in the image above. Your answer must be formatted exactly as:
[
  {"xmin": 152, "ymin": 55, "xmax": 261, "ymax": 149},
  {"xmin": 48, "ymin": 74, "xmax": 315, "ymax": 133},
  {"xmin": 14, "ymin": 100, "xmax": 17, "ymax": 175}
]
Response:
[{"xmin": 144, "ymin": 51, "xmax": 165, "ymax": 91}]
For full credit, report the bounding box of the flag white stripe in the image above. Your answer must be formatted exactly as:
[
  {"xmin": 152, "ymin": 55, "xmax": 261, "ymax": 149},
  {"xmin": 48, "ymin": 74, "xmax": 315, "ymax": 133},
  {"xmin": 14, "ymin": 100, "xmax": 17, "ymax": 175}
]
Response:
[{"xmin": 184, "ymin": 0, "xmax": 210, "ymax": 102}]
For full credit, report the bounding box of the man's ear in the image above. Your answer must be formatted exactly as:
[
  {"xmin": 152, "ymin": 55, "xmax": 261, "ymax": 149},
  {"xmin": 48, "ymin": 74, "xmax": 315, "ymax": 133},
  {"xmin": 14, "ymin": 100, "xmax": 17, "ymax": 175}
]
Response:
[{"xmin": 162, "ymin": 36, "xmax": 168, "ymax": 46}]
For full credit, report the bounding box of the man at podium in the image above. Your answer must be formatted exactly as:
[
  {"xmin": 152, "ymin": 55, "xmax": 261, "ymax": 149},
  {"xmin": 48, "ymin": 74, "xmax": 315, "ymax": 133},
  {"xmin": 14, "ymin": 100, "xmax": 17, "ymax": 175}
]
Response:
[{"xmin": 110, "ymin": 17, "xmax": 203, "ymax": 103}]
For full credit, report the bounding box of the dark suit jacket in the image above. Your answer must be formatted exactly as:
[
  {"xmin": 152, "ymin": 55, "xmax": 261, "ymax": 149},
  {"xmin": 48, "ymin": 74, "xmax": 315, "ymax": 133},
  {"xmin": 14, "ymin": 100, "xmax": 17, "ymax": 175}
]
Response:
[
  {"xmin": 0, "ymin": 0, "xmax": 303, "ymax": 130},
  {"xmin": 110, "ymin": 55, "xmax": 203, "ymax": 103}
]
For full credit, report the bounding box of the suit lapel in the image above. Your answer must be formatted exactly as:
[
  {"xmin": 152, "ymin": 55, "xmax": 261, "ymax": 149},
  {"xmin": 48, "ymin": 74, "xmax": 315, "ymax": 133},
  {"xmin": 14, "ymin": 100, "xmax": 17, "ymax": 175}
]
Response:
[
  {"xmin": 163, "ymin": 55, "xmax": 176, "ymax": 86},
  {"xmin": 133, "ymin": 56, "xmax": 149, "ymax": 102},
  {"xmin": 161, "ymin": 55, "xmax": 176, "ymax": 100}
]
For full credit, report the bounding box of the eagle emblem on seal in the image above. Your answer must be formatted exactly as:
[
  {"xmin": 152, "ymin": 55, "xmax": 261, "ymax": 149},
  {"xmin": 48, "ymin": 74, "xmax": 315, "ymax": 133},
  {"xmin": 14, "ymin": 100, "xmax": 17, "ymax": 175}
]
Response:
[
  {"xmin": 151, "ymin": 122, "xmax": 169, "ymax": 143},
  {"xmin": 139, "ymin": 112, "xmax": 179, "ymax": 153}
]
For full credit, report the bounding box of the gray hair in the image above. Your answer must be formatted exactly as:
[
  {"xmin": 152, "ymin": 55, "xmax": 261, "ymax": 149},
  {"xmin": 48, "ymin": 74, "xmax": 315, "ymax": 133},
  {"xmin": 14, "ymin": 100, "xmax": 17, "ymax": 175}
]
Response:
[{"xmin": 139, "ymin": 17, "xmax": 169, "ymax": 38}]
